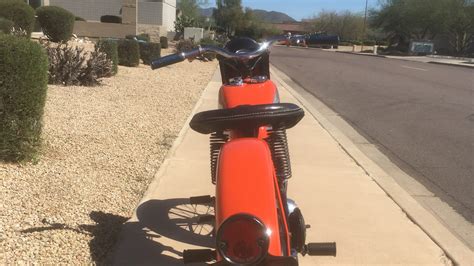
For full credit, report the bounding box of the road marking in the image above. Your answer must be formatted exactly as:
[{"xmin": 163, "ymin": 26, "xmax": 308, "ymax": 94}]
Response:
[{"xmin": 401, "ymin": 65, "xmax": 428, "ymax": 71}]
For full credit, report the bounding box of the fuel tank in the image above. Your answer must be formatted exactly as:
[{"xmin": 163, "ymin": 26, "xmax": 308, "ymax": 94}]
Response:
[{"xmin": 219, "ymin": 80, "xmax": 278, "ymax": 108}]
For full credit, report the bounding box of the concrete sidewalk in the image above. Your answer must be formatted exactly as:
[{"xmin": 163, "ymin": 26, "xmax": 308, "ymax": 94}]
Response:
[{"xmin": 112, "ymin": 69, "xmax": 452, "ymax": 265}]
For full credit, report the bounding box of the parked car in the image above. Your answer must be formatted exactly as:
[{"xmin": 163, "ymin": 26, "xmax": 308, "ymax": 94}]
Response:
[
  {"xmin": 305, "ymin": 33, "xmax": 340, "ymax": 48},
  {"xmin": 289, "ymin": 35, "xmax": 307, "ymax": 47}
]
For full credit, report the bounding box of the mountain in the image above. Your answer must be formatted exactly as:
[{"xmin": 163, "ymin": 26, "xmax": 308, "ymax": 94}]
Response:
[
  {"xmin": 251, "ymin": 9, "xmax": 296, "ymax": 23},
  {"xmin": 199, "ymin": 8, "xmax": 296, "ymax": 23}
]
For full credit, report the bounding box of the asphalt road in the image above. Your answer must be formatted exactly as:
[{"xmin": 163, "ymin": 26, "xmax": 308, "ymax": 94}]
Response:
[{"xmin": 270, "ymin": 47, "xmax": 474, "ymax": 222}]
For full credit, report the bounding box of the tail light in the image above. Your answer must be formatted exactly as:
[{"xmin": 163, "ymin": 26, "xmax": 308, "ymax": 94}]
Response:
[{"xmin": 216, "ymin": 214, "xmax": 270, "ymax": 265}]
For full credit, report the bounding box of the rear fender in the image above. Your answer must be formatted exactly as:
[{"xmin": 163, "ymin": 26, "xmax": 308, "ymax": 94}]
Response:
[{"xmin": 215, "ymin": 138, "xmax": 282, "ymax": 256}]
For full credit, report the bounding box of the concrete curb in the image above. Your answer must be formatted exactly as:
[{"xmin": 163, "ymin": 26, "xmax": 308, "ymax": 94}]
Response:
[
  {"xmin": 428, "ymin": 55, "xmax": 474, "ymax": 61},
  {"xmin": 428, "ymin": 61, "xmax": 474, "ymax": 69},
  {"xmin": 270, "ymin": 65, "xmax": 473, "ymax": 266},
  {"xmin": 334, "ymin": 51, "xmax": 474, "ymax": 69},
  {"xmin": 335, "ymin": 51, "xmax": 387, "ymax": 58}
]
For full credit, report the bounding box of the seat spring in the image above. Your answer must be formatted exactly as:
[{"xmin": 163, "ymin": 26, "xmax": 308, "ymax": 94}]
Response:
[
  {"xmin": 210, "ymin": 131, "xmax": 228, "ymax": 184},
  {"xmin": 267, "ymin": 128, "xmax": 292, "ymax": 181}
]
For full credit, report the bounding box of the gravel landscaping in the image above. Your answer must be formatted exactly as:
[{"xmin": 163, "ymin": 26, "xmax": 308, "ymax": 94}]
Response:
[{"xmin": 0, "ymin": 55, "xmax": 218, "ymax": 264}]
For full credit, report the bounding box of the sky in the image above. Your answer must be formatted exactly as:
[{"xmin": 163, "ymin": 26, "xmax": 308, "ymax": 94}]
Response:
[{"xmin": 204, "ymin": 0, "xmax": 381, "ymax": 21}]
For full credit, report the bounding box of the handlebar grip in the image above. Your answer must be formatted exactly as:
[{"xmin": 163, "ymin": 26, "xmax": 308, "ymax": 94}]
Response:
[{"xmin": 151, "ymin": 53, "xmax": 186, "ymax": 69}]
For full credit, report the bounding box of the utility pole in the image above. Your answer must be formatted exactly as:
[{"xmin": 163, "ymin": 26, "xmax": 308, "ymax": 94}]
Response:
[{"xmin": 361, "ymin": 0, "xmax": 368, "ymax": 52}]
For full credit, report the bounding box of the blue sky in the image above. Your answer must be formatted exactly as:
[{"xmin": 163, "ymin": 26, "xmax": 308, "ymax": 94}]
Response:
[{"xmin": 204, "ymin": 0, "xmax": 381, "ymax": 21}]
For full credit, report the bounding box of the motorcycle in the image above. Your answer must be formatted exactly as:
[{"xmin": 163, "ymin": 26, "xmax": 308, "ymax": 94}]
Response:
[{"xmin": 151, "ymin": 36, "xmax": 336, "ymax": 265}]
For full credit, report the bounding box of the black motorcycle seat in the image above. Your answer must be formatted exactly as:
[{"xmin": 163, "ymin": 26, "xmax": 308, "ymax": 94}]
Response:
[{"xmin": 189, "ymin": 103, "xmax": 305, "ymax": 135}]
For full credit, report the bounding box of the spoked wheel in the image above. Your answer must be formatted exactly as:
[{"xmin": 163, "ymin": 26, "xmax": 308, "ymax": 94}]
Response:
[{"xmin": 168, "ymin": 202, "xmax": 215, "ymax": 237}]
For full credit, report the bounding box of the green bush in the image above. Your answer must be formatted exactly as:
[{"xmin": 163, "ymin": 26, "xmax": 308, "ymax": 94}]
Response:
[
  {"xmin": 0, "ymin": 35, "xmax": 48, "ymax": 161},
  {"xmin": 36, "ymin": 6, "xmax": 75, "ymax": 42},
  {"xmin": 139, "ymin": 42, "xmax": 161, "ymax": 65},
  {"xmin": 160, "ymin": 36, "xmax": 168, "ymax": 49},
  {"xmin": 0, "ymin": 0, "xmax": 35, "ymax": 37},
  {"xmin": 0, "ymin": 17, "xmax": 14, "ymax": 34},
  {"xmin": 97, "ymin": 39, "xmax": 118, "ymax": 75},
  {"xmin": 118, "ymin": 39, "xmax": 140, "ymax": 67},
  {"xmin": 363, "ymin": 40, "xmax": 376, "ymax": 46},
  {"xmin": 100, "ymin": 15, "xmax": 121, "ymax": 24},
  {"xmin": 377, "ymin": 46, "xmax": 409, "ymax": 56},
  {"xmin": 75, "ymin": 16, "xmax": 86, "ymax": 21},
  {"xmin": 199, "ymin": 37, "xmax": 221, "ymax": 47}
]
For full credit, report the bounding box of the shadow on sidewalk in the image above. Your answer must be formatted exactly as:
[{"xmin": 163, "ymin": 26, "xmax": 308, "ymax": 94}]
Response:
[{"xmin": 113, "ymin": 198, "xmax": 215, "ymax": 265}]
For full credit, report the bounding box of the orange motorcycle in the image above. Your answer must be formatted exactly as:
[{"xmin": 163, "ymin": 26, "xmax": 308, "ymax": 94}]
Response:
[{"xmin": 151, "ymin": 36, "xmax": 336, "ymax": 265}]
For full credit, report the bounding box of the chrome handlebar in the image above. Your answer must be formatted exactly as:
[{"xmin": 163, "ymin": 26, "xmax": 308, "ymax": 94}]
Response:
[{"xmin": 151, "ymin": 35, "xmax": 288, "ymax": 70}]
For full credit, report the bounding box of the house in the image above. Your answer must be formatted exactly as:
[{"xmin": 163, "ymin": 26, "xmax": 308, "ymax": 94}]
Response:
[
  {"xmin": 26, "ymin": 0, "xmax": 176, "ymax": 40},
  {"xmin": 271, "ymin": 22, "xmax": 308, "ymax": 35}
]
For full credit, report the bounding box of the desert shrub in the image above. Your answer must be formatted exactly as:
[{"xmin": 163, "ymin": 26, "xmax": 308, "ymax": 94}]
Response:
[
  {"xmin": 100, "ymin": 15, "xmax": 121, "ymax": 24},
  {"xmin": 160, "ymin": 36, "xmax": 168, "ymax": 48},
  {"xmin": 36, "ymin": 6, "xmax": 75, "ymax": 42},
  {"xmin": 97, "ymin": 39, "xmax": 118, "ymax": 75},
  {"xmin": 126, "ymin": 34, "xmax": 150, "ymax": 43},
  {"xmin": 0, "ymin": 35, "xmax": 48, "ymax": 161},
  {"xmin": 75, "ymin": 16, "xmax": 86, "ymax": 21},
  {"xmin": 117, "ymin": 39, "xmax": 140, "ymax": 67},
  {"xmin": 41, "ymin": 40, "xmax": 112, "ymax": 86},
  {"xmin": 79, "ymin": 49, "xmax": 113, "ymax": 85},
  {"xmin": 139, "ymin": 42, "xmax": 161, "ymax": 65},
  {"xmin": 175, "ymin": 39, "xmax": 217, "ymax": 61},
  {"xmin": 175, "ymin": 39, "xmax": 197, "ymax": 53},
  {"xmin": 0, "ymin": 0, "xmax": 35, "ymax": 37},
  {"xmin": 0, "ymin": 17, "xmax": 14, "ymax": 34}
]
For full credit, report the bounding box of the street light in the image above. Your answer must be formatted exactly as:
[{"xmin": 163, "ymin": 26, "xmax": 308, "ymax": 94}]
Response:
[{"xmin": 361, "ymin": 0, "xmax": 368, "ymax": 52}]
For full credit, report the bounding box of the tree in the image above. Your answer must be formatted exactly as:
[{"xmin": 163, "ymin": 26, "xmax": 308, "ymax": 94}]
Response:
[
  {"xmin": 306, "ymin": 10, "xmax": 366, "ymax": 41},
  {"xmin": 213, "ymin": 0, "xmax": 244, "ymax": 36},
  {"xmin": 233, "ymin": 8, "xmax": 280, "ymax": 40},
  {"xmin": 445, "ymin": 0, "xmax": 474, "ymax": 54},
  {"xmin": 174, "ymin": 15, "xmax": 195, "ymax": 33},
  {"xmin": 213, "ymin": 2, "xmax": 278, "ymax": 40},
  {"xmin": 178, "ymin": 0, "xmax": 209, "ymax": 19},
  {"xmin": 176, "ymin": 0, "xmax": 213, "ymax": 36},
  {"xmin": 369, "ymin": 0, "xmax": 470, "ymax": 51}
]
